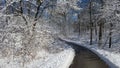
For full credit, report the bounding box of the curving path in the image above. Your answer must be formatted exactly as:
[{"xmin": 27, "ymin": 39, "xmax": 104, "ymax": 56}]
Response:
[
  {"xmin": 59, "ymin": 38, "xmax": 110, "ymax": 68},
  {"xmin": 69, "ymin": 45, "xmax": 109, "ymax": 68}
]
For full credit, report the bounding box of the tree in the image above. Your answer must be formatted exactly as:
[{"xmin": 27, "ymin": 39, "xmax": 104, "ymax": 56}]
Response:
[
  {"xmin": 98, "ymin": 19, "xmax": 105, "ymax": 46},
  {"xmin": 1, "ymin": 0, "xmax": 57, "ymax": 66},
  {"xmin": 89, "ymin": 0, "xmax": 93, "ymax": 45},
  {"xmin": 101, "ymin": 0, "xmax": 120, "ymax": 48},
  {"xmin": 109, "ymin": 23, "xmax": 113, "ymax": 48}
]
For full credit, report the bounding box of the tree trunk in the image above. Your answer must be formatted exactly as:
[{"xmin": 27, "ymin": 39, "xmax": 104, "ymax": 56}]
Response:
[
  {"xmin": 95, "ymin": 22, "xmax": 98, "ymax": 41},
  {"xmin": 98, "ymin": 22, "xmax": 103, "ymax": 46},
  {"xmin": 79, "ymin": 21, "xmax": 80, "ymax": 37},
  {"xmin": 89, "ymin": 0, "xmax": 93, "ymax": 45},
  {"xmin": 109, "ymin": 23, "xmax": 113, "ymax": 48},
  {"xmin": 20, "ymin": 0, "xmax": 23, "ymax": 14}
]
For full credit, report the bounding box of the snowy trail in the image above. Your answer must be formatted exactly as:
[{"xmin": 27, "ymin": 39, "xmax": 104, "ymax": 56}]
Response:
[
  {"xmin": 59, "ymin": 38, "xmax": 118, "ymax": 68},
  {"xmin": 69, "ymin": 44, "xmax": 109, "ymax": 68}
]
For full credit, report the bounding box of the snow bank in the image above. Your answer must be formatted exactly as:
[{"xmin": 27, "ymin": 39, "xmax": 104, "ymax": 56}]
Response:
[
  {"xmin": 60, "ymin": 48, "xmax": 75, "ymax": 68},
  {"xmin": 61, "ymin": 38, "xmax": 120, "ymax": 68},
  {"xmin": 0, "ymin": 46, "xmax": 75, "ymax": 68},
  {"xmin": 35, "ymin": 48, "xmax": 75, "ymax": 68}
]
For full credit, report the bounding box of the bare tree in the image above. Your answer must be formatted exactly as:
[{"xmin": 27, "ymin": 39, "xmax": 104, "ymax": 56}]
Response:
[
  {"xmin": 108, "ymin": 23, "xmax": 113, "ymax": 48},
  {"xmin": 89, "ymin": 0, "xmax": 93, "ymax": 45}
]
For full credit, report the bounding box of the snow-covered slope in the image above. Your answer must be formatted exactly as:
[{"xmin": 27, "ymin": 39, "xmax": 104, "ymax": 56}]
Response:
[{"xmin": 0, "ymin": 13, "xmax": 75, "ymax": 68}]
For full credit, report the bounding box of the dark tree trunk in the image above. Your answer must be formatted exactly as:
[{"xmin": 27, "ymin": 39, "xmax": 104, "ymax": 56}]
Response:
[
  {"xmin": 79, "ymin": 22, "xmax": 80, "ymax": 36},
  {"xmin": 20, "ymin": 0, "xmax": 23, "ymax": 14},
  {"xmin": 89, "ymin": 0, "xmax": 93, "ymax": 45},
  {"xmin": 109, "ymin": 23, "xmax": 113, "ymax": 48},
  {"xmin": 109, "ymin": 33, "xmax": 112, "ymax": 48},
  {"xmin": 34, "ymin": 2, "xmax": 41, "ymax": 21},
  {"xmin": 78, "ymin": 15, "xmax": 81, "ymax": 37},
  {"xmin": 98, "ymin": 22, "xmax": 103, "ymax": 46},
  {"xmin": 95, "ymin": 22, "xmax": 97, "ymax": 41},
  {"xmin": 33, "ymin": 0, "xmax": 43, "ymax": 31}
]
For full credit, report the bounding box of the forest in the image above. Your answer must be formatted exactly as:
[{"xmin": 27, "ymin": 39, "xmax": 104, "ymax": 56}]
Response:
[{"xmin": 0, "ymin": 0, "xmax": 120, "ymax": 68}]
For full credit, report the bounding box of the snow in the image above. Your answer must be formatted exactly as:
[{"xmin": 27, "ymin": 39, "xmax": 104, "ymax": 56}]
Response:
[
  {"xmin": 0, "ymin": 13, "xmax": 75, "ymax": 68},
  {"xmin": 2, "ymin": 0, "xmax": 120, "ymax": 68},
  {"xmin": 60, "ymin": 37, "xmax": 120, "ymax": 68},
  {"xmin": 25, "ymin": 47, "xmax": 75, "ymax": 68},
  {"xmin": 0, "ymin": 47, "xmax": 75, "ymax": 68}
]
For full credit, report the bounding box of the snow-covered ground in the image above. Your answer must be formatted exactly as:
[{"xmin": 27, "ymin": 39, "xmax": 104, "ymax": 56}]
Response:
[
  {"xmin": 0, "ymin": 44, "xmax": 75, "ymax": 68},
  {"xmin": 0, "ymin": 0, "xmax": 79, "ymax": 67},
  {"xmin": 60, "ymin": 36, "xmax": 120, "ymax": 68},
  {"xmin": 0, "ymin": 13, "xmax": 75, "ymax": 68}
]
